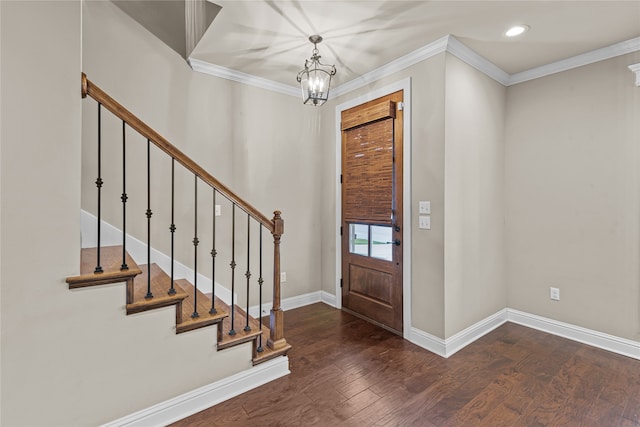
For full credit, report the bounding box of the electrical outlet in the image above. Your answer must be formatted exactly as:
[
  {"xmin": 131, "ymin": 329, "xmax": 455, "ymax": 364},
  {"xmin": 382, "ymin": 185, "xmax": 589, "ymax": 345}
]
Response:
[
  {"xmin": 550, "ymin": 287, "xmax": 560, "ymax": 301},
  {"xmin": 215, "ymin": 205, "xmax": 221, "ymax": 216},
  {"xmin": 280, "ymin": 272, "xmax": 286, "ymax": 283}
]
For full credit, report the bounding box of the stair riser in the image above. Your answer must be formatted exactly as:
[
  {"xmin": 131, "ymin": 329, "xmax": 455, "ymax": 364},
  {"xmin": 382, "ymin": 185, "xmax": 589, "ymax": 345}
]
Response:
[{"xmin": 176, "ymin": 319, "xmax": 225, "ymax": 334}]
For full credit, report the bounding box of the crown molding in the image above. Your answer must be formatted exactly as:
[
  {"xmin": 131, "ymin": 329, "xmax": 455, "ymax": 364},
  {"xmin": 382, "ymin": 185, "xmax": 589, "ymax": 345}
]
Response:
[
  {"xmin": 331, "ymin": 36, "xmax": 448, "ymax": 98},
  {"xmin": 629, "ymin": 63, "xmax": 640, "ymax": 86},
  {"xmin": 189, "ymin": 36, "xmax": 640, "ymax": 96},
  {"xmin": 188, "ymin": 58, "xmax": 299, "ymax": 97},
  {"xmin": 509, "ymin": 37, "xmax": 640, "ymax": 85},
  {"xmin": 445, "ymin": 36, "xmax": 511, "ymax": 86}
]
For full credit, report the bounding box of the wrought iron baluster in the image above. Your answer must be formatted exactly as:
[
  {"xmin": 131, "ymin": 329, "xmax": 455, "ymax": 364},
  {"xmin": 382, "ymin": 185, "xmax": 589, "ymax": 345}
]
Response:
[
  {"xmin": 257, "ymin": 224, "xmax": 264, "ymax": 353},
  {"xmin": 209, "ymin": 189, "xmax": 217, "ymax": 314},
  {"xmin": 229, "ymin": 204, "xmax": 236, "ymax": 336},
  {"xmin": 145, "ymin": 139, "xmax": 153, "ymax": 299},
  {"xmin": 244, "ymin": 214, "xmax": 251, "ymax": 332},
  {"xmin": 192, "ymin": 175, "xmax": 200, "ymax": 318},
  {"xmin": 168, "ymin": 158, "xmax": 176, "ymax": 295},
  {"xmin": 121, "ymin": 121, "xmax": 128, "ymax": 271},
  {"xmin": 94, "ymin": 103, "xmax": 103, "ymax": 274}
]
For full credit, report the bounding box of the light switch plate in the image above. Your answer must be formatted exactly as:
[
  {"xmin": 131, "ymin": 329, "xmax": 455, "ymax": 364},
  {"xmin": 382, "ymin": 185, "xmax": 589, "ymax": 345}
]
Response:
[
  {"xmin": 419, "ymin": 215, "xmax": 431, "ymax": 230},
  {"xmin": 419, "ymin": 201, "xmax": 431, "ymax": 214},
  {"xmin": 215, "ymin": 205, "xmax": 221, "ymax": 216}
]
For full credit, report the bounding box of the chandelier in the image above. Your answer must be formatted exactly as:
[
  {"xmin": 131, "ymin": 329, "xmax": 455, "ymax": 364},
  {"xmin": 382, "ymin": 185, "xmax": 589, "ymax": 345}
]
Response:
[{"xmin": 296, "ymin": 35, "xmax": 336, "ymax": 106}]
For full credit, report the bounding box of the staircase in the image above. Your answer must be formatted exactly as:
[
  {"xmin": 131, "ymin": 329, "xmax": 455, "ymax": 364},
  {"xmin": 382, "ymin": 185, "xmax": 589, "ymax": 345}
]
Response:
[{"xmin": 66, "ymin": 74, "xmax": 290, "ymax": 366}]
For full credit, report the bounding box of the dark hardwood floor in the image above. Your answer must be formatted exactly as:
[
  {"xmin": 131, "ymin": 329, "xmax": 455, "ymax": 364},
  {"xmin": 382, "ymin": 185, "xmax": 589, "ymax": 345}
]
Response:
[{"xmin": 171, "ymin": 303, "xmax": 640, "ymax": 426}]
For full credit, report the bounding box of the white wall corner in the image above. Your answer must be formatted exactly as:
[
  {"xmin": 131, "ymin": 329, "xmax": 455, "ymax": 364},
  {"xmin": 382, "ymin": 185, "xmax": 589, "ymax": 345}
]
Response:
[
  {"xmin": 443, "ymin": 309, "xmax": 509, "ymax": 357},
  {"xmin": 409, "ymin": 309, "xmax": 508, "ymax": 358},
  {"xmin": 320, "ymin": 291, "xmax": 337, "ymax": 307},
  {"xmin": 408, "ymin": 327, "xmax": 447, "ymax": 358},
  {"xmin": 445, "ymin": 35, "xmax": 511, "ymax": 86},
  {"xmin": 331, "ymin": 36, "xmax": 447, "ymax": 98},
  {"xmin": 101, "ymin": 356, "xmax": 290, "ymax": 427},
  {"xmin": 629, "ymin": 63, "xmax": 640, "ymax": 86}
]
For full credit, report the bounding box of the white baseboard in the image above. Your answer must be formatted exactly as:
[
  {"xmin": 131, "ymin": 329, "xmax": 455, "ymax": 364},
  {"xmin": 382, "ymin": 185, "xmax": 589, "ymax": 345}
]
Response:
[
  {"xmin": 408, "ymin": 309, "xmax": 508, "ymax": 358},
  {"xmin": 81, "ymin": 210, "xmax": 234, "ymax": 304},
  {"xmin": 409, "ymin": 308, "xmax": 640, "ymax": 361},
  {"xmin": 247, "ymin": 291, "xmax": 324, "ymax": 318},
  {"xmin": 281, "ymin": 291, "xmax": 322, "ymax": 311},
  {"xmin": 408, "ymin": 327, "xmax": 447, "ymax": 357},
  {"xmin": 101, "ymin": 356, "xmax": 290, "ymax": 427},
  {"xmin": 320, "ymin": 291, "xmax": 337, "ymax": 307},
  {"xmin": 507, "ymin": 308, "xmax": 640, "ymax": 360},
  {"xmin": 445, "ymin": 309, "xmax": 509, "ymax": 357}
]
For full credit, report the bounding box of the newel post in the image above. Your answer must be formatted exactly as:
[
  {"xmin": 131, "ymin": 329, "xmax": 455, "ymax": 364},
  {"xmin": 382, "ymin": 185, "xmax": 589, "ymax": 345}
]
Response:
[{"xmin": 268, "ymin": 210, "xmax": 288, "ymax": 350}]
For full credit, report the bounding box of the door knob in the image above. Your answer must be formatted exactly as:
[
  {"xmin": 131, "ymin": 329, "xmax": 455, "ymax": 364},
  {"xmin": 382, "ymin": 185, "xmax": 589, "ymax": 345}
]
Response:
[{"xmin": 394, "ymin": 239, "xmax": 401, "ymax": 246}]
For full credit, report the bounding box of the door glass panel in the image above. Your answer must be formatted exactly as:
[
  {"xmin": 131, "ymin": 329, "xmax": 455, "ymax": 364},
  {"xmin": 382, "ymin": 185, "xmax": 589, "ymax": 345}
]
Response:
[
  {"xmin": 370, "ymin": 225, "xmax": 393, "ymax": 261},
  {"xmin": 349, "ymin": 223, "xmax": 369, "ymax": 256}
]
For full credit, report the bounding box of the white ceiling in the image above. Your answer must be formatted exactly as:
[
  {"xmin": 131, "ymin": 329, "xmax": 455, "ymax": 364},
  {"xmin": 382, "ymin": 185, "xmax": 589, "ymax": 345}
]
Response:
[{"xmin": 188, "ymin": 0, "xmax": 640, "ymax": 88}]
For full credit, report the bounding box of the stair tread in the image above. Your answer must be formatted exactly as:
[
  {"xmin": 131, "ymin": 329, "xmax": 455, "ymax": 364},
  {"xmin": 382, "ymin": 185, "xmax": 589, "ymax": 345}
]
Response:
[
  {"xmin": 67, "ymin": 246, "xmax": 141, "ymax": 288},
  {"xmin": 217, "ymin": 305, "xmax": 265, "ymax": 350},
  {"xmin": 68, "ymin": 249, "xmax": 289, "ymax": 364},
  {"xmin": 252, "ymin": 342, "xmax": 293, "ymax": 365},
  {"xmin": 217, "ymin": 304, "xmax": 292, "ymax": 363},
  {"xmin": 126, "ymin": 264, "xmax": 188, "ymax": 314},
  {"xmin": 250, "ymin": 313, "xmax": 292, "ymax": 365},
  {"xmin": 174, "ymin": 279, "xmax": 228, "ymax": 333}
]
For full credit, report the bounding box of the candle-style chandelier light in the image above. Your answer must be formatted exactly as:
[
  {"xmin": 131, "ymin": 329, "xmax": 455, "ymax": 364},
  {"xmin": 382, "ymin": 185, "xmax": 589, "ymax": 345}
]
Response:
[{"xmin": 296, "ymin": 35, "xmax": 337, "ymax": 106}]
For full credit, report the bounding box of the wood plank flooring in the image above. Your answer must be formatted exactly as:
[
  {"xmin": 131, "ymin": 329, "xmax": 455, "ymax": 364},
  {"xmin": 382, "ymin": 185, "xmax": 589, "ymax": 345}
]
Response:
[{"xmin": 171, "ymin": 303, "xmax": 640, "ymax": 426}]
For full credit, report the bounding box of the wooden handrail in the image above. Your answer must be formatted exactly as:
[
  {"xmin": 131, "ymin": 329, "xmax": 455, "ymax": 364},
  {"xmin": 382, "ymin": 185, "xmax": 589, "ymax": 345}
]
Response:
[
  {"xmin": 81, "ymin": 73, "xmax": 274, "ymax": 231},
  {"xmin": 81, "ymin": 73, "xmax": 287, "ymax": 354}
]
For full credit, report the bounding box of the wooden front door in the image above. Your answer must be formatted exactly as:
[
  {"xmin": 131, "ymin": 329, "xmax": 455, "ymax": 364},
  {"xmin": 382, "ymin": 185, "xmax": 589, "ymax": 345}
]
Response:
[{"xmin": 341, "ymin": 91, "xmax": 403, "ymax": 335}]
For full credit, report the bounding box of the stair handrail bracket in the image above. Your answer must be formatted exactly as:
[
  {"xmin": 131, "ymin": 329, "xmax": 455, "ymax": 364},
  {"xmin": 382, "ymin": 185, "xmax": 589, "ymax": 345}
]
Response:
[{"xmin": 80, "ymin": 73, "xmax": 287, "ymax": 356}]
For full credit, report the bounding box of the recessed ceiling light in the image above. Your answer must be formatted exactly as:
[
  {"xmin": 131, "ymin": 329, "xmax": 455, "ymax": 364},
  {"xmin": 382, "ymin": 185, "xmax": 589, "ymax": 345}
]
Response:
[{"xmin": 505, "ymin": 25, "xmax": 529, "ymax": 37}]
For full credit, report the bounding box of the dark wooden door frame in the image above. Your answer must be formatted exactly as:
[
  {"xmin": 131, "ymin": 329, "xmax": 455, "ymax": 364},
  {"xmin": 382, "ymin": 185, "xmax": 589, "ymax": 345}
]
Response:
[{"xmin": 334, "ymin": 78, "xmax": 412, "ymax": 337}]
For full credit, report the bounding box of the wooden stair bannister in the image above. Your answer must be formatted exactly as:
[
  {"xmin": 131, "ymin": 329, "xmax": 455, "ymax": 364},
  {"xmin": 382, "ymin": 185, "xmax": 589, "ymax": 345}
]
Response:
[
  {"xmin": 81, "ymin": 74, "xmax": 273, "ymax": 227},
  {"xmin": 74, "ymin": 72, "xmax": 289, "ymax": 360},
  {"xmin": 268, "ymin": 211, "xmax": 286, "ymax": 350}
]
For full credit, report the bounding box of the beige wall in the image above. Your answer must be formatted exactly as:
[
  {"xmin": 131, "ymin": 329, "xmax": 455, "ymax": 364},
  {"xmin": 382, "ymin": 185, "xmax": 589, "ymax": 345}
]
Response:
[
  {"xmin": 1, "ymin": 2, "xmax": 271, "ymax": 425},
  {"xmin": 81, "ymin": 0, "xmax": 319, "ymax": 305},
  {"xmin": 443, "ymin": 55, "xmax": 507, "ymax": 338},
  {"xmin": 322, "ymin": 49, "xmax": 638, "ymax": 343},
  {"xmin": 320, "ymin": 52, "xmax": 507, "ymax": 340},
  {"xmin": 505, "ymin": 52, "xmax": 640, "ymax": 341},
  {"xmin": 1, "ymin": 2, "xmax": 81, "ymax": 423},
  {"xmin": 2, "ymin": 1, "xmax": 639, "ymax": 424}
]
